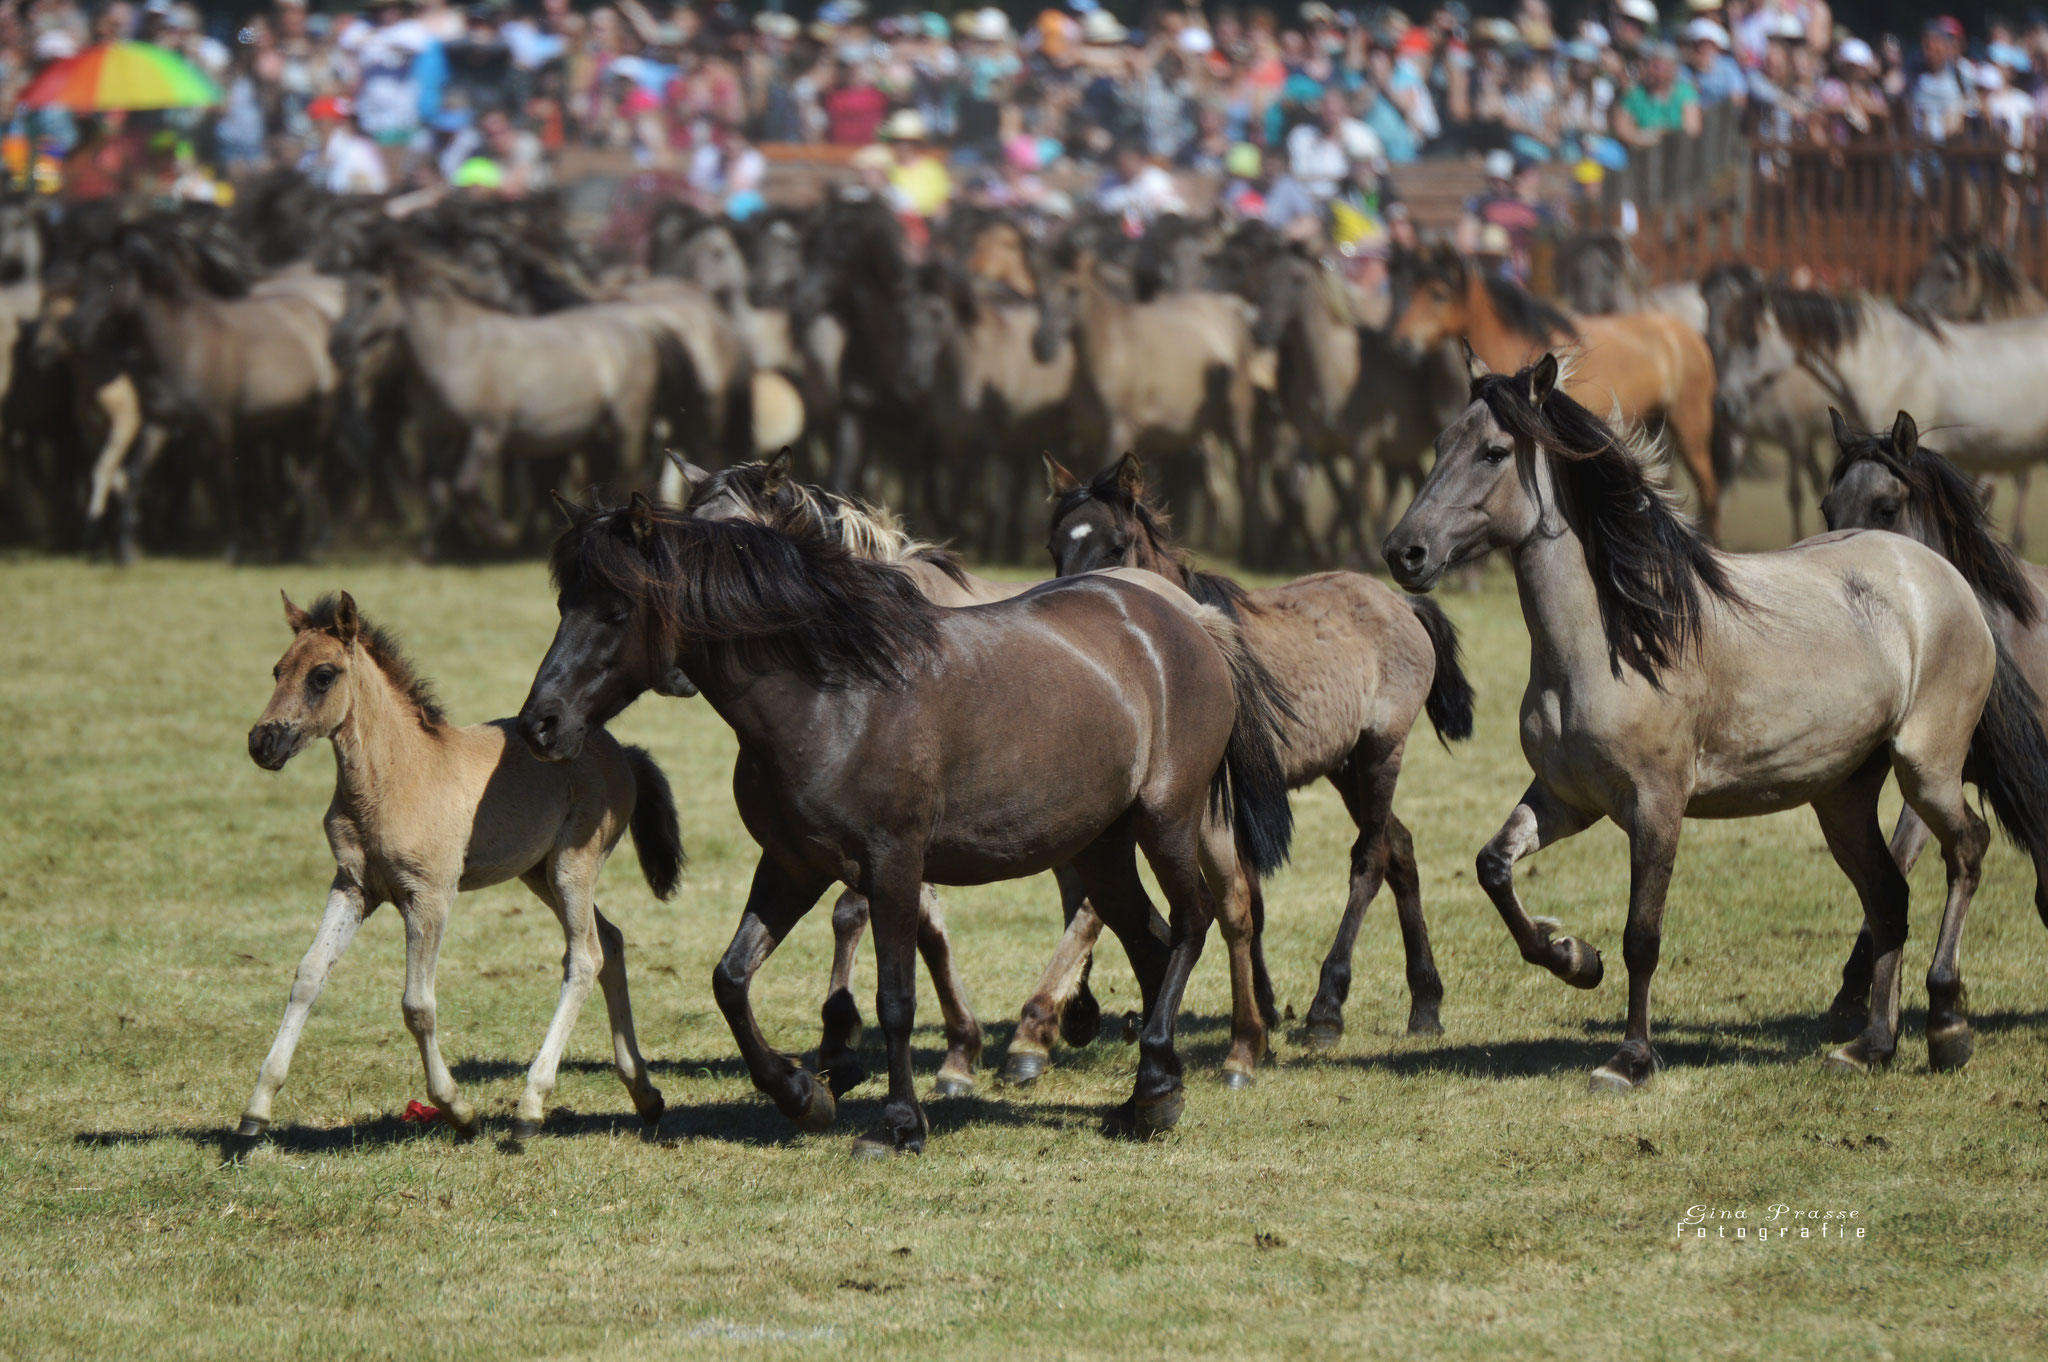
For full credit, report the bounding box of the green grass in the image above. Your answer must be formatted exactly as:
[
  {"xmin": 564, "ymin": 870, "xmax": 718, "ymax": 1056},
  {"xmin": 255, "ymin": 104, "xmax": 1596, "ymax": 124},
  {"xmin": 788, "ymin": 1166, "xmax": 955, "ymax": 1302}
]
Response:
[{"xmin": 2, "ymin": 532, "xmax": 2046, "ymax": 1360}]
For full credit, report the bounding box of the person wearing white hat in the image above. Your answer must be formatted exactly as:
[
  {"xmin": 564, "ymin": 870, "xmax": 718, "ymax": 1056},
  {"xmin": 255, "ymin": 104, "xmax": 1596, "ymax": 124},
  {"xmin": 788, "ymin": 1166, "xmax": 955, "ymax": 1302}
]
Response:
[
  {"xmin": 1286, "ymin": 89, "xmax": 1382, "ymax": 199},
  {"xmin": 1613, "ymin": 0, "xmax": 1658, "ymax": 51},
  {"xmin": 1685, "ymin": 17, "xmax": 1746, "ymax": 107}
]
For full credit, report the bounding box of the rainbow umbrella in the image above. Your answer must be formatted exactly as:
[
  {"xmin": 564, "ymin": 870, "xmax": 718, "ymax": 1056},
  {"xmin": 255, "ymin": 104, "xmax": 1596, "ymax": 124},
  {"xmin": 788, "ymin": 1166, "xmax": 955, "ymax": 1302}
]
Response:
[{"xmin": 17, "ymin": 42, "xmax": 222, "ymax": 112}]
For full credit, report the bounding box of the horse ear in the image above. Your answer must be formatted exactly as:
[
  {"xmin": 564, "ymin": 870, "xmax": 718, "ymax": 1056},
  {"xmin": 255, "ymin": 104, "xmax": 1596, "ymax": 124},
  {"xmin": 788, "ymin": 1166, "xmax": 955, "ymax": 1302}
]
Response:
[
  {"xmin": 331, "ymin": 591, "xmax": 360, "ymax": 647},
  {"xmin": 281, "ymin": 590, "xmax": 312, "ymax": 633},
  {"xmin": 1113, "ymin": 451, "xmax": 1145, "ymax": 500},
  {"xmin": 1527, "ymin": 353, "xmax": 1559, "ymax": 406},
  {"xmin": 548, "ymin": 489, "xmax": 594, "ymax": 526},
  {"xmin": 1044, "ymin": 453, "xmax": 1081, "ymax": 495},
  {"xmin": 665, "ymin": 449, "xmax": 712, "ymax": 497},
  {"xmin": 1828, "ymin": 406, "xmax": 1854, "ymax": 450},
  {"xmin": 1462, "ymin": 338, "xmax": 1491, "ymax": 382},
  {"xmin": 1891, "ymin": 410, "xmax": 1919, "ymax": 459},
  {"xmin": 629, "ymin": 491, "xmax": 658, "ymax": 553},
  {"xmin": 761, "ymin": 448, "xmax": 792, "ymax": 492}
]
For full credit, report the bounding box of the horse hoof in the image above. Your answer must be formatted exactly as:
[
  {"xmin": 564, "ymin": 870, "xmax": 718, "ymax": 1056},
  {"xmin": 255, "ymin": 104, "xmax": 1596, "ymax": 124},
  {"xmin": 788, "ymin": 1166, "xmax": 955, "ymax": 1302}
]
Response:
[
  {"xmin": 443, "ymin": 1104, "xmax": 480, "ymax": 1141},
  {"xmin": 234, "ymin": 1116, "xmax": 269, "ymax": 1141},
  {"xmin": 1587, "ymin": 1065, "xmax": 1639, "ymax": 1094},
  {"xmin": 508, "ymin": 1117, "xmax": 542, "ymax": 1141},
  {"xmin": 1406, "ymin": 1011, "xmax": 1444, "ymax": 1038},
  {"xmin": 822, "ymin": 1062, "xmax": 869, "ymax": 1097},
  {"xmin": 1823, "ymin": 1039, "xmax": 1892, "ymax": 1075},
  {"xmin": 1301, "ymin": 1018, "xmax": 1343, "ymax": 1050},
  {"xmin": 796, "ymin": 1077, "xmax": 838, "ymax": 1133},
  {"xmin": 850, "ymin": 1137, "xmax": 895, "ymax": 1160},
  {"xmin": 1003, "ymin": 1050, "xmax": 1049, "ymax": 1086},
  {"xmin": 1556, "ymin": 938, "xmax": 1604, "ymax": 990},
  {"xmin": 932, "ymin": 1072, "xmax": 975, "ymax": 1098},
  {"xmin": 1927, "ymin": 1024, "xmax": 1975, "ymax": 1073},
  {"xmin": 1131, "ymin": 1088, "xmax": 1185, "ymax": 1138},
  {"xmin": 1221, "ymin": 1067, "xmax": 1256, "ymax": 1091},
  {"xmin": 636, "ymin": 1090, "xmax": 666, "ymax": 1130}
]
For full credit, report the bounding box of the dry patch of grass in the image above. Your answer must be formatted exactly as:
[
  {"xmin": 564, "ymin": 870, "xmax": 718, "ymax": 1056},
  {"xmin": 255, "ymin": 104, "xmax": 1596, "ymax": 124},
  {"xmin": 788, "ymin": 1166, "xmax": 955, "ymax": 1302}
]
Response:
[{"xmin": 1, "ymin": 554, "xmax": 2045, "ymax": 1361}]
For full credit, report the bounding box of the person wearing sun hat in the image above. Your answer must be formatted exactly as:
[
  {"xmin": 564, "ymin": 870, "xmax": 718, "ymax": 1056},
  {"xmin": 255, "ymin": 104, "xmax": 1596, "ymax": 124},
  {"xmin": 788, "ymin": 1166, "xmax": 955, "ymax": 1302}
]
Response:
[
  {"xmin": 1684, "ymin": 15, "xmax": 1744, "ymax": 107},
  {"xmin": 882, "ymin": 108, "xmax": 952, "ymax": 220},
  {"xmin": 1612, "ymin": 0, "xmax": 1658, "ymax": 60},
  {"xmin": 1912, "ymin": 15, "xmax": 1975, "ymax": 144}
]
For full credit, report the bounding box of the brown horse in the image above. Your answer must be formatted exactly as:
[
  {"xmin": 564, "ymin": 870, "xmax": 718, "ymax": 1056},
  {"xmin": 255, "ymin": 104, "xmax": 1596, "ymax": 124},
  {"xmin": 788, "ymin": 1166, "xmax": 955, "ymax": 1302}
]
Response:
[
  {"xmin": 516, "ymin": 497, "xmax": 1295, "ymax": 1151},
  {"xmin": 1024, "ymin": 453, "xmax": 1473, "ymax": 1072},
  {"xmin": 1390, "ymin": 245, "xmax": 1727, "ymax": 538},
  {"xmin": 240, "ymin": 592, "xmax": 682, "ymax": 1143}
]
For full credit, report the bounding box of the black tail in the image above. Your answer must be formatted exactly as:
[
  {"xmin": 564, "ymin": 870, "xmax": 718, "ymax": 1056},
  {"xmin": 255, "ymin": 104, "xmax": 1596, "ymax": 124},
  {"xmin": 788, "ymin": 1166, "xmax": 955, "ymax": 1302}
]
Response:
[
  {"xmin": 1406, "ymin": 595, "xmax": 1475, "ymax": 745},
  {"xmin": 1709, "ymin": 396, "xmax": 1743, "ymax": 491},
  {"xmin": 1199, "ymin": 616, "xmax": 1295, "ymax": 878},
  {"xmin": 623, "ymin": 744, "xmax": 685, "ymax": 899},
  {"xmin": 1968, "ymin": 632, "xmax": 2048, "ymax": 859}
]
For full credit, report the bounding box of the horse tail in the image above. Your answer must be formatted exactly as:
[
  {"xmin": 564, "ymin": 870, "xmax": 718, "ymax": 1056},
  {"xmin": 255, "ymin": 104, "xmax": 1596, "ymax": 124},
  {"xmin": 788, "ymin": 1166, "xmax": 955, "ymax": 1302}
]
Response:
[
  {"xmin": 1709, "ymin": 396, "xmax": 1742, "ymax": 491},
  {"xmin": 1967, "ymin": 630, "xmax": 2048, "ymax": 863},
  {"xmin": 1195, "ymin": 610, "xmax": 1295, "ymax": 878},
  {"xmin": 1406, "ymin": 595, "xmax": 1475, "ymax": 744},
  {"xmin": 623, "ymin": 744, "xmax": 685, "ymax": 900}
]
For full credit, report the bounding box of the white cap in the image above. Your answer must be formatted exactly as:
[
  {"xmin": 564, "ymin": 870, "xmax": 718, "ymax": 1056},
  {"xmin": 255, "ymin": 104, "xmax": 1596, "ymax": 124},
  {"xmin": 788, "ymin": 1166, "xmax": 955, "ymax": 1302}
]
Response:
[
  {"xmin": 1340, "ymin": 121, "xmax": 1384, "ymax": 163},
  {"xmin": 1766, "ymin": 10, "xmax": 1804, "ymax": 40},
  {"xmin": 1685, "ymin": 17, "xmax": 1729, "ymax": 48},
  {"xmin": 1976, "ymin": 63, "xmax": 2006, "ymax": 90},
  {"xmin": 1485, "ymin": 148, "xmax": 1516, "ymax": 179},
  {"xmin": 1177, "ymin": 26, "xmax": 1215, "ymax": 54},
  {"xmin": 1835, "ymin": 36, "xmax": 1876, "ymax": 68},
  {"xmin": 1617, "ymin": 0, "xmax": 1659, "ymax": 27}
]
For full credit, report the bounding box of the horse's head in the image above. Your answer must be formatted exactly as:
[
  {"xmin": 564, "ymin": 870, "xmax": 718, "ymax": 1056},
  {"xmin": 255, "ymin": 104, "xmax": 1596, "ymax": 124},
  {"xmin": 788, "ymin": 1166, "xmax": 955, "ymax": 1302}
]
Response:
[
  {"xmin": 250, "ymin": 591, "xmax": 365, "ymax": 770},
  {"xmin": 1045, "ymin": 452, "xmax": 1146, "ymax": 576},
  {"xmin": 518, "ymin": 494, "xmax": 670, "ymax": 761},
  {"xmin": 331, "ymin": 268, "xmax": 402, "ymax": 371},
  {"xmin": 903, "ymin": 264, "xmax": 976, "ymax": 394},
  {"xmin": 1821, "ymin": 409, "xmax": 1924, "ymax": 540},
  {"xmin": 1907, "ymin": 238, "xmax": 1978, "ymax": 321},
  {"xmin": 1389, "ymin": 243, "xmax": 1468, "ymax": 358},
  {"xmin": 1384, "ymin": 350, "xmax": 1561, "ymax": 590},
  {"xmin": 746, "ymin": 215, "xmax": 806, "ymax": 308},
  {"xmin": 675, "ymin": 224, "xmax": 751, "ymax": 308},
  {"xmin": 1699, "ymin": 265, "xmax": 1799, "ymax": 424},
  {"xmin": 1249, "ymin": 246, "xmax": 1317, "ymax": 350}
]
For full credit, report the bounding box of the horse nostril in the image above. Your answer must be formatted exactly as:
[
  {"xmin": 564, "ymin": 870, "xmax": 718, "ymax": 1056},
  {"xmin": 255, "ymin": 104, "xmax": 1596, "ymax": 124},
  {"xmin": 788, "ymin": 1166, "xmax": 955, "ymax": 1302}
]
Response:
[{"xmin": 1401, "ymin": 543, "xmax": 1428, "ymax": 569}]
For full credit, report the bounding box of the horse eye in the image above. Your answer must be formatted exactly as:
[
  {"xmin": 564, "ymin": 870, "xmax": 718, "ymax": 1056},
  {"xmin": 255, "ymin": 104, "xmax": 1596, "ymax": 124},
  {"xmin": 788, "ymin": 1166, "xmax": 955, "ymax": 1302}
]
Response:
[
  {"xmin": 1874, "ymin": 500, "xmax": 1900, "ymax": 521},
  {"xmin": 1482, "ymin": 445, "xmax": 1512, "ymax": 465},
  {"xmin": 307, "ymin": 665, "xmax": 338, "ymax": 692},
  {"xmin": 272, "ymin": 664, "xmax": 282, "ymax": 680}
]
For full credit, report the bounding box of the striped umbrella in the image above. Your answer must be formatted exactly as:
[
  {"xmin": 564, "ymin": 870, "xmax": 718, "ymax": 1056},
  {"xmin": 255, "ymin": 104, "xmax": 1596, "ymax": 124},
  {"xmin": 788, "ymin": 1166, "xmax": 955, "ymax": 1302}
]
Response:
[{"xmin": 17, "ymin": 42, "xmax": 223, "ymax": 112}]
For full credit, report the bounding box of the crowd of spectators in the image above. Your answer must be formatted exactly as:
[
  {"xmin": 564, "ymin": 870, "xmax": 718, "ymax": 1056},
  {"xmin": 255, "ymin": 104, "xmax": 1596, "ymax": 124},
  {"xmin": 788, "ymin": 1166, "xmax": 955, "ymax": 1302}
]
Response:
[{"xmin": 4, "ymin": 1, "xmax": 2047, "ymax": 259}]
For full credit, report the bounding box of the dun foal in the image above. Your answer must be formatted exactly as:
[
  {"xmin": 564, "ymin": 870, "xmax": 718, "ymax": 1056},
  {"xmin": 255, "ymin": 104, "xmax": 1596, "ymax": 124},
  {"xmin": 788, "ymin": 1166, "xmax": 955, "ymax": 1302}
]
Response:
[{"xmin": 239, "ymin": 592, "xmax": 682, "ymax": 1141}]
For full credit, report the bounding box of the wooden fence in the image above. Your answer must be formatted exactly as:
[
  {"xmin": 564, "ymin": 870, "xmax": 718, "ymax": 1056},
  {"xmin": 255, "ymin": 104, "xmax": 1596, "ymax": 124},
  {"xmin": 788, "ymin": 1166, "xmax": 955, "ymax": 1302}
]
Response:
[{"xmin": 1599, "ymin": 127, "xmax": 2048, "ymax": 297}]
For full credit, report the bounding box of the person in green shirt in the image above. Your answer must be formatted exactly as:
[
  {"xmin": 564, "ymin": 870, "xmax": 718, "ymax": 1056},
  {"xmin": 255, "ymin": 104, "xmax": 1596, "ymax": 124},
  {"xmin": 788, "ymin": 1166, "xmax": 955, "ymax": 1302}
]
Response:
[{"xmin": 1615, "ymin": 42, "xmax": 1703, "ymax": 146}]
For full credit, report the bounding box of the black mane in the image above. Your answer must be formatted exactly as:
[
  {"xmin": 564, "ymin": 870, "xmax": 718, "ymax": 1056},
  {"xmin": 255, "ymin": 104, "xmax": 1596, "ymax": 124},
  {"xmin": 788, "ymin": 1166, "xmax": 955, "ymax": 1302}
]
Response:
[
  {"xmin": 1480, "ymin": 271, "xmax": 1579, "ymax": 343},
  {"xmin": 1828, "ymin": 426, "xmax": 2040, "ymax": 626},
  {"xmin": 1052, "ymin": 465, "xmax": 1251, "ymax": 619},
  {"xmin": 1476, "ymin": 369, "xmax": 1743, "ymax": 687},
  {"xmin": 305, "ymin": 593, "xmax": 446, "ymax": 729},
  {"xmin": 688, "ymin": 461, "xmax": 972, "ymax": 589},
  {"xmin": 1934, "ymin": 234, "xmax": 2037, "ymax": 315},
  {"xmin": 550, "ymin": 505, "xmax": 941, "ymax": 688},
  {"xmin": 1720, "ymin": 278, "xmax": 1865, "ymax": 356}
]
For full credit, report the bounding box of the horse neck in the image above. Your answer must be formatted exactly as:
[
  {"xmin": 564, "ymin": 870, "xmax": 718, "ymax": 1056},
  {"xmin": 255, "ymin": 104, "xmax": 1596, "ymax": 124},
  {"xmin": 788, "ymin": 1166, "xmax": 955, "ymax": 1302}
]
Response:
[
  {"xmin": 1128, "ymin": 524, "xmax": 1192, "ymax": 589},
  {"xmin": 1462, "ymin": 276, "xmax": 1531, "ymax": 371},
  {"xmin": 1506, "ymin": 461, "xmax": 1615, "ymax": 689},
  {"xmin": 676, "ymin": 639, "xmax": 831, "ymax": 753},
  {"xmin": 327, "ymin": 659, "xmax": 439, "ymax": 824}
]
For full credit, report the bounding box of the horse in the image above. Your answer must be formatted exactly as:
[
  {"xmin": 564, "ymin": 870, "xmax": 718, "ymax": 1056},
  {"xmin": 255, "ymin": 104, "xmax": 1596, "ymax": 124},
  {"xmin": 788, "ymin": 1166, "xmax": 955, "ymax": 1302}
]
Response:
[
  {"xmin": 1389, "ymin": 244, "xmax": 1728, "ymax": 539},
  {"xmin": 1699, "ymin": 264, "xmax": 1837, "ymax": 540},
  {"xmin": 1819, "ymin": 409, "xmax": 2048, "ymax": 1025},
  {"xmin": 1249, "ymin": 243, "xmax": 1468, "ymax": 563},
  {"xmin": 1382, "ymin": 353, "xmax": 2048, "ymax": 1088},
  {"xmin": 239, "ymin": 591, "xmax": 683, "ymax": 1143},
  {"xmin": 1707, "ymin": 273, "xmax": 2048, "ymax": 551},
  {"xmin": 1031, "ymin": 241, "xmax": 1261, "ymax": 554},
  {"xmin": 1034, "ymin": 452, "xmax": 1472, "ymax": 1062},
  {"xmin": 516, "ymin": 496, "xmax": 1296, "ymax": 1152}
]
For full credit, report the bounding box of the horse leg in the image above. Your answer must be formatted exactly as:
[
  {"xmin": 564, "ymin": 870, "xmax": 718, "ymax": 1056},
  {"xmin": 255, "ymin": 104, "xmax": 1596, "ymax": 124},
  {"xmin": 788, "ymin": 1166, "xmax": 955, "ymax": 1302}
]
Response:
[
  {"xmin": 1814, "ymin": 762, "xmax": 1914, "ymax": 1075},
  {"xmin": 1786, "ymin": 438, "xmax": 1808, "ymax": 541},
  {"xmin": 1386, "ymin": 815, "xmax": 1445, "ymax": 1035},
  {"xmin": 508, "ymin": 857, "xmax": 608, "ymax": 1138},
  {"xmin": 1111, "ymin": 816, "xmax": 1217, "ymax": 1136},
  {"xmin": 1895, "ymin": 755, "xmax": 1991, "ymax": 1073},
  {"xmin": 1827, "ymin": 805, "xmax": 1931, "ymax": 1039},
  {"xmin": 1005, "ymin": 867, "xmax": 1107, "ymax": 1083},
  {"xmin": 1245, "ymin": 873, "xmax": 1278, "ymax": 1032},
  {"xmin": 817, "ymin": 888, "xmax": 870, "ymax": 1094},
  {"xmin": 1305, "ymin": 747, "xmax": 1405, "ymax": 1046},
  {"xmin": 1197, "ymin": 816, "xmax": 1266, "ymax": 1090},
  {"xmin": 397, "ymin": 889, "xmax": 477, "ymax": 1137},
  {"xmin": 712, "ymin": 856, "xmax": 838, "ymax": 1129},
  {"xmin": 237, "ymin": 875, "xmax": 371, "ymax": 1139},
  {"xmin": 1671, "ymin": 394, "xmax": 1720, "ymax": 541},
  {"xmin": 915, "ymin": 884, "xmax": 984, "ymax": 1097},
  {"xmin": 1588, "ymin": 800, "xmax": 1684, "ymax": 1091},
  {"xmin": 453, "ymin": 427, "xmax": 518, "ymax": 550},
  {"xmin": 114, "ymin": 424, "xmax": 168, "ymax": 567},
  {"xmin": 1475, "ymin": 780, "xmax": 1607, "ymax": 986},
  {"xmin": 590, "ymin": 907, "xmax": 664, "ymax": 1128},
  {"xmin": 851, "ymin": 858, "xmax": 931, "ymax": 1156}
]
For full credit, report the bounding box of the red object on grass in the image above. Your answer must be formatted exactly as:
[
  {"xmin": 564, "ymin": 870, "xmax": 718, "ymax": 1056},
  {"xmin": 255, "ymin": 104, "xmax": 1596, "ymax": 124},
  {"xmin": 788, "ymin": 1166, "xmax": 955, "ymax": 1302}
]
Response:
[{"xmin": 401, "ymin": 1100, "xmax": 440, "ymax": 1123}]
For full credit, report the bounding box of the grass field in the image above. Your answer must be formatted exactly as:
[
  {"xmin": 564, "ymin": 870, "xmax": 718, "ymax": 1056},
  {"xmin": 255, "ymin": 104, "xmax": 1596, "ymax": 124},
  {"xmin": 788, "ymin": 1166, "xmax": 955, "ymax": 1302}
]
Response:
[{"xmin": 4, "ymin": 502, "xmax": 2048, "ymax": 1359}]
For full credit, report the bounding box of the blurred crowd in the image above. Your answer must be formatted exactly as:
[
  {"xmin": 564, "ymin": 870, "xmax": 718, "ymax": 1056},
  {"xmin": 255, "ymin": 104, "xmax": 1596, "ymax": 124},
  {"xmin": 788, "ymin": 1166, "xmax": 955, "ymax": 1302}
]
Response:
[{"xmin": 5, "ymin": 2, "xmax": 2048, "ymax": 251}]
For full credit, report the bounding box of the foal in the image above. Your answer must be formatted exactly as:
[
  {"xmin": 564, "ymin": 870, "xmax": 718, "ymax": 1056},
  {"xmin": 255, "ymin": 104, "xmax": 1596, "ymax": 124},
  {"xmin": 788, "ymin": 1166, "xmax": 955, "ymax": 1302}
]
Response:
[
  {"xmin": 239, "ymin": 592, "xmax": 681, "ymax": 1141},
  {"xmin": 1385, "ymin": 355, "xmax": 2040, "ymax": 1087},
  {"xmin": 1034, "ymin": 453, "xmax": 1473, "ymax": 1067}
]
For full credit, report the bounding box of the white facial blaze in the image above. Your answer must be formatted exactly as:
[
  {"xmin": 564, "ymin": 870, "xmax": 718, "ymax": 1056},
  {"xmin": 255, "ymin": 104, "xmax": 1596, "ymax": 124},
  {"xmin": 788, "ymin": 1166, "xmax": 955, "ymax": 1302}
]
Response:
[{"xmin": 1068, "ymin": 524, "xmax": 1093, "ymax": 541}]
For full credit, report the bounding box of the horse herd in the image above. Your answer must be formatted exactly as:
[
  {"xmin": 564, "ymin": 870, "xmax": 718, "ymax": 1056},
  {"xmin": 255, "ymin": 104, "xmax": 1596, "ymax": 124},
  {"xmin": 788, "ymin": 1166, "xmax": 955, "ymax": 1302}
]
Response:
[
  {"xmin": 10, "ymin": 175, "xmax": 2047, "ymax": 574},
  {"xmin": 233, "ymin": 352, "xmax": 2048, "ymax": 1153}
]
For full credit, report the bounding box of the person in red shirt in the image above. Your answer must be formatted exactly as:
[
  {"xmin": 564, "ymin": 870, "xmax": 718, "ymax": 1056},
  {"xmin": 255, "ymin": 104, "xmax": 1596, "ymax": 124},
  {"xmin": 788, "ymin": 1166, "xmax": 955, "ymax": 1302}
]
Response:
[{"xmin": 823, "ymin": 62, "xmax": 889, "ymax": 146}]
